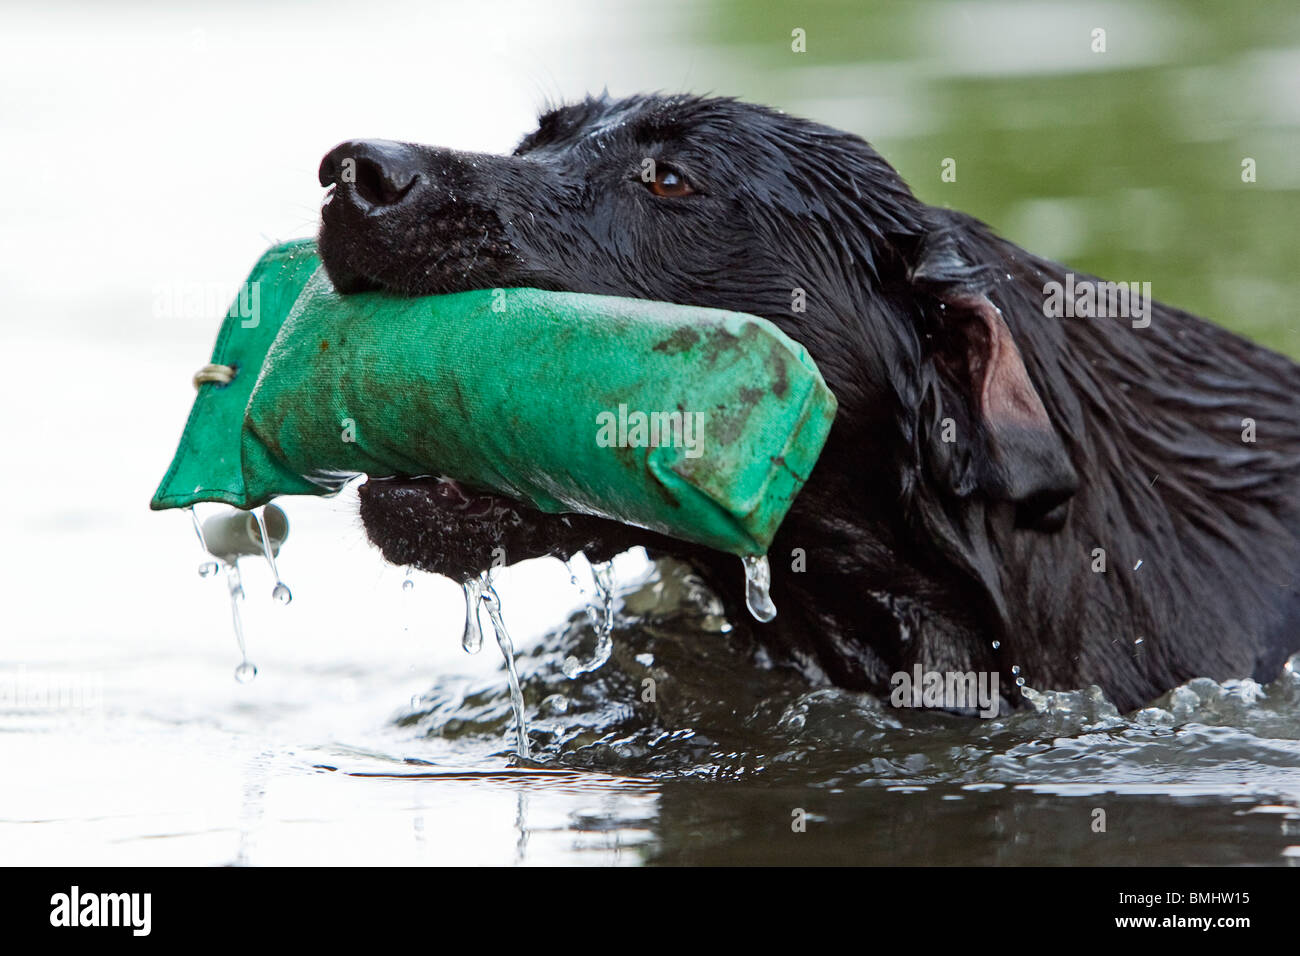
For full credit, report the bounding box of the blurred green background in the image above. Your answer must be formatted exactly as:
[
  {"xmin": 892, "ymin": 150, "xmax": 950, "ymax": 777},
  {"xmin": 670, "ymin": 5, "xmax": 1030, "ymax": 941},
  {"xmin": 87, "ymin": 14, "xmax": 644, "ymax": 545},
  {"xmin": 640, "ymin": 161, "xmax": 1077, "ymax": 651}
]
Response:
[{"xmin": 688, "ymin": 0, "xmax": 1299, "ymax": 354}]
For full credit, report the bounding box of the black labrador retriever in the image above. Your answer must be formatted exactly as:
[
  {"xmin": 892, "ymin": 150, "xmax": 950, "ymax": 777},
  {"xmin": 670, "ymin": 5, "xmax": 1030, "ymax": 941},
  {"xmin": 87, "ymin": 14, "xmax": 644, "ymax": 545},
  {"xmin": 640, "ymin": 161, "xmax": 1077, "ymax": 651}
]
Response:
[{"xmin": 316, "ymin": 93, "xmax": 1300, "ymax": 713}]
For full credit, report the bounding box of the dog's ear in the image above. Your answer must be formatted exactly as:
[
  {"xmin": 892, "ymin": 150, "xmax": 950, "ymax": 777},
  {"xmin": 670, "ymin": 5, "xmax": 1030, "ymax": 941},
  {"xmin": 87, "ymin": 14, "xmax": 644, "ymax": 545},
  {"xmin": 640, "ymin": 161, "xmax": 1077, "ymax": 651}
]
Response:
[{"xmin": 908, "ymin": 235, "xmax": 1078, "ymax": 529}]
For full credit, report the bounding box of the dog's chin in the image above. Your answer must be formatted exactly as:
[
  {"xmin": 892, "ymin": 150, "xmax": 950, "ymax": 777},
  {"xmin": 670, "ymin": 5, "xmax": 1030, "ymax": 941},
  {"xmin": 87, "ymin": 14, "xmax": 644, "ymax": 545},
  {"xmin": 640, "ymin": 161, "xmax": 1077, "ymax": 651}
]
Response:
[
  {"xmin": 317, "ymin": 214, "xmax": 522, "ymax": 298},
  {"xmin": 356, "ymin": 476, "xmax": 663, "ymax": 584},
  {"xmin": 315, "ymin": 236, "xmax": 406, "ymax": 296},
  {"xmin": 317, "ymin": 246, "xmax": 510, "ymax": 298},
  {"xmin": 322, "ymin": 261, "xmax": 383, "ymax": 295}
]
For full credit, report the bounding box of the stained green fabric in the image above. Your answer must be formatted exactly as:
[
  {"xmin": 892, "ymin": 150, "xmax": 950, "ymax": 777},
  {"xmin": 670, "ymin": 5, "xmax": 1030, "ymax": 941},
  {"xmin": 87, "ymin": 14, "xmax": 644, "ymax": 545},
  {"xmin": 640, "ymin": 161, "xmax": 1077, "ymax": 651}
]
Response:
[{"xmin": 153, "ymin": 240, "xmax": 837, "ymax": 556}]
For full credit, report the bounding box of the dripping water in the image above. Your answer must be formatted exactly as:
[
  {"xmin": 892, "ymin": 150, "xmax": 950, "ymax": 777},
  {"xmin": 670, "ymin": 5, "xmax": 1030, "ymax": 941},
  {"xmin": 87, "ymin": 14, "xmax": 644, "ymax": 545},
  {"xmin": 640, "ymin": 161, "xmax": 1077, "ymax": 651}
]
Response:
[
  {"xmin": 562, "ymin": 559, "xmax": 616, "ymax": 678},
  {"xmin": 189, "ymin": 507, "xmax": 219, "ymax": 578},
  {"xmin": 225, "ymin": 561, "xmax": 257, "ymax": 683},
  {"xmin": 461, "ymin": 575, "xmax": 486, "ymax": 654},
  {"xmin": 192, "ymin": 506, "xmax": 256, "ymax": 681},
  {"xmin": 742, "ymin": 554, "xmax": 777, "ymax": 622},
  {"xmin": 252, "ymin": 508, "xmax": 292, "ymax": 605},
  {"xmin": 479, "ymin": 580, "xmax": 530, "ymax": 758}
]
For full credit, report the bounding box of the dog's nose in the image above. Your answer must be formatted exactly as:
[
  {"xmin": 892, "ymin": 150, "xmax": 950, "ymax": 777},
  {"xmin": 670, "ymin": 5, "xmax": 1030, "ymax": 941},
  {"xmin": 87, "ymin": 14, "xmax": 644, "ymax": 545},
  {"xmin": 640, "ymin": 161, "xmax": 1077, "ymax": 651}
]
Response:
[{"xmin": 319, "ymin": 139, "xmax": 423, "ymax": 209}]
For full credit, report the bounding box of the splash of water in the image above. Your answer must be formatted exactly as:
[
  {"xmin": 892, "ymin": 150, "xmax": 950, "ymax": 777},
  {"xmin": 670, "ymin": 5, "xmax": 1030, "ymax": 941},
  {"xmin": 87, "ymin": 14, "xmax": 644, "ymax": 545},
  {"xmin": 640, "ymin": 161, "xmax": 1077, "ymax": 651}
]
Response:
[
  {"xmin": 742, "ymin": 554, "xmax": 777, "ymax": 622},
  {"xmin": 461, "ymin": 576, "xmax": 486, "ymax": 654},
  {"xmin": 562, "ymin": 560, "xmax": 616, "ymax": 678},
  {"xmin": 479, "ymin": 580, "xmax": 530, "ymax": 758},
  {"xmin": 252, "ymin": 508, "xmax": 292, "ymax": 605}
]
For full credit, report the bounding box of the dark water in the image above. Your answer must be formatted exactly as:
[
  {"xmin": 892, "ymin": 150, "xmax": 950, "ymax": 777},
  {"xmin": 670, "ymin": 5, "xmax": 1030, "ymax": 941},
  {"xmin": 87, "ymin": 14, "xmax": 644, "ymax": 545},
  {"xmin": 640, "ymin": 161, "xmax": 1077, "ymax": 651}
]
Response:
[{"xmin": 397, "ymin": 560, "xmax": 1300, "ymax": 865}]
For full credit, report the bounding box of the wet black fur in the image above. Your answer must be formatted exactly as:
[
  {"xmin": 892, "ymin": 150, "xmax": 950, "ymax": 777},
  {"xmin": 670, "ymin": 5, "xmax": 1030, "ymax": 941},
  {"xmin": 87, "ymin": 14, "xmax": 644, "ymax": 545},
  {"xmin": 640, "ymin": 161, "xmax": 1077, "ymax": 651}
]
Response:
[{"xmin": 319, "ymin": 93, "xmax": 1300, "ymax": 712}]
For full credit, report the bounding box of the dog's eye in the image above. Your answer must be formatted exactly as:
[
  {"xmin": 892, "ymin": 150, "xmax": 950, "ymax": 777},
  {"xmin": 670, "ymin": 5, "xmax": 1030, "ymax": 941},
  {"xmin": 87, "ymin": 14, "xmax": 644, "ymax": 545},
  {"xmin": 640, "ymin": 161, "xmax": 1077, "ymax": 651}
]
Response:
[{"xmin": 646, "ymin": 166, "xmax": 696, "ymax": 198}]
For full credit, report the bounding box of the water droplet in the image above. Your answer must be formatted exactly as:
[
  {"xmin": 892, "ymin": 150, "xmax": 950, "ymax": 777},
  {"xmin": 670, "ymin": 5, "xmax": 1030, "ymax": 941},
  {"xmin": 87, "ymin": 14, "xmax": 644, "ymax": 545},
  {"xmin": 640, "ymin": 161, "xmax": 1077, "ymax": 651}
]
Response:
[
  {"xmin": 253, "ymin": 507, "xmax": 292, "ymax": 605},
  {"xmin": 540, "ymin": 693, "xmax": 570, "ymax": 716},
  {"xmin": 991, "ymin": 641, "xmax": 1001, "ymax": 650},
  {"xmin": 480, "ymin": 580, "xmax": 530, "ymax": 758},
  {"xmin": 234, "ymin": 661, "xmax": 258, "ymax": 683},
  {"xmin": 402, "ymin": 578, "xmax": 415, "ymax": 592},
  {"xmin": 191, "ymin": 510, "xmax": 224, "ymax": 581},
  {"xmin": 1015, "ymin": 676, "xmax": 1026, "ymax": 687},
  {"xmin": 1011, "ymin": 665, "xmax": 1021, "ymax": 675},
  {"xmin": 742, "ymin": 554, "xmax": 777, "ymax": 622}
]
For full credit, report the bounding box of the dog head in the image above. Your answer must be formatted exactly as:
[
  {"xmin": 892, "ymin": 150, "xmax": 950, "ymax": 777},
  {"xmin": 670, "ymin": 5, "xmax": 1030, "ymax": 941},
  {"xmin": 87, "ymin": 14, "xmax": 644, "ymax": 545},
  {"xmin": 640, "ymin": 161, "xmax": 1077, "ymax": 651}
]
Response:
[{"xmin": 317, "ymin": 93, "xmax": 1079, "ymax": 686}]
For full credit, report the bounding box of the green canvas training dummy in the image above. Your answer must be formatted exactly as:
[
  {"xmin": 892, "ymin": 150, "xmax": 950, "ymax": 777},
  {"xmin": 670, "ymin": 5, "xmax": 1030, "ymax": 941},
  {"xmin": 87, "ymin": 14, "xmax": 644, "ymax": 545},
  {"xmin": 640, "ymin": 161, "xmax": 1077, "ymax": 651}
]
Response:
[{"xmin": 152, "ymin": 239, "xmax": 837, "ymax": 557}]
